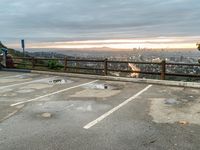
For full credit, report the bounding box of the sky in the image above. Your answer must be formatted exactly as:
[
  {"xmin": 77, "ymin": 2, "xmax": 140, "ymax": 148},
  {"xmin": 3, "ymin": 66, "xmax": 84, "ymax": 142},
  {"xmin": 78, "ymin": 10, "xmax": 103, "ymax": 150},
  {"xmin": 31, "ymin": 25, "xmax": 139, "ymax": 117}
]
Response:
[{"xmin": 0, "ymin": 0, "xmax": 200, "ymax": 49}]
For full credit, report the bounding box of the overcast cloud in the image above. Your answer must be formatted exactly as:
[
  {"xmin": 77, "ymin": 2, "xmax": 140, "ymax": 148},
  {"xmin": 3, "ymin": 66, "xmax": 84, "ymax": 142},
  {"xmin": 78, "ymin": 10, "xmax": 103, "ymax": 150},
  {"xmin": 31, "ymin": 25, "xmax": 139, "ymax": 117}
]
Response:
[{"xmin": 0, "ymin": 0, "xmax": 200, "ymax": 45}]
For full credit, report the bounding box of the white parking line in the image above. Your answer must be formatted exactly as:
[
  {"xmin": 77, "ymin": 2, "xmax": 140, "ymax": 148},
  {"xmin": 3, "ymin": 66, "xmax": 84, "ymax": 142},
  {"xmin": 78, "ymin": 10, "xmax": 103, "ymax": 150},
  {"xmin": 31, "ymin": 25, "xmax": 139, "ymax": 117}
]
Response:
[
  {"xmin": 0, "ymin": 77, "xmax": 53, "ymax": 89},
  {"xmin": 0, "ymin": 110, "xmax": 18, "ymax": 123},
  {"xmin": 11, "ymin": 80, "xmax": 98, "ymax": 106},
  {"xmin": 0, "ymin": 73, "xmax": 28, "ymax": 79},
  {"xmin": 83, "ymin": 84, "xmax": 152, "ymax": 129}
]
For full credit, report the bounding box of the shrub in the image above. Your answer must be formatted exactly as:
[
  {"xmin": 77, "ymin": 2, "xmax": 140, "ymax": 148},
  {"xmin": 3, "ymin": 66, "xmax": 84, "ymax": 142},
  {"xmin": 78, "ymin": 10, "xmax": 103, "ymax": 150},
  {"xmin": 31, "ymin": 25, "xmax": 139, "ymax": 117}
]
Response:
[
  {"xmin": 197, "ymin": 43, "xmax": 200, "ymax": 51},
  {"xmin": 47, "ymin": 60, "xmax": 63, "ymax": 69}
]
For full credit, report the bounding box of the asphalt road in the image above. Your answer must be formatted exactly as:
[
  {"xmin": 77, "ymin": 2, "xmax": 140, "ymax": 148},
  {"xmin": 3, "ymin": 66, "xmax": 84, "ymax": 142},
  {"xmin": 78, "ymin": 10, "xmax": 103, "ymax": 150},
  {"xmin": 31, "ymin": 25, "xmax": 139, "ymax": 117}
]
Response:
[{"xmin": 0, "ymin": 71, "xmax": 200, "ymax": 150}]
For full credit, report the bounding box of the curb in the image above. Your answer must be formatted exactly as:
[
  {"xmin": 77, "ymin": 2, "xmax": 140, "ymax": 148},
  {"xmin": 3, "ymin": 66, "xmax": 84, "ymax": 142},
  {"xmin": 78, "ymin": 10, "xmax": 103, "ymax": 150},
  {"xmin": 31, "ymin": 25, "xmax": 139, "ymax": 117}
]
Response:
[
  {"xmin": 1, "ymin": 68, "xmax": 31, "ymax": 73},
  {"xmin": 31, "ymin": 70, "xmax": 200, "ymax": 89},
  {"xmin": 1, "ymin": 69, "xmax": 200, "ymax": 88}
]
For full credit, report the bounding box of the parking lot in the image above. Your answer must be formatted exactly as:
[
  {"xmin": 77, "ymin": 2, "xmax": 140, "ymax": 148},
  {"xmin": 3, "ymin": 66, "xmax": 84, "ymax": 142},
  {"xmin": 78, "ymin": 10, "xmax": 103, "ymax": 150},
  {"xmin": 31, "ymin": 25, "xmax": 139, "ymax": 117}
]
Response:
[{"xmin": 0, "ymin": 70, "xmax": 200, "ymax": 150}]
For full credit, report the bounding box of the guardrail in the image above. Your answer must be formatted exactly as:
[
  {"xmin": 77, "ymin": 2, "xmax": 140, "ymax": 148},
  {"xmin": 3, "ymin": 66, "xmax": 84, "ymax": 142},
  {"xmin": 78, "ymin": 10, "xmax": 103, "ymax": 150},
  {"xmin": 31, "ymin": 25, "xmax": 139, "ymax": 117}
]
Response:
[{"xmin": 12, "ymin": 57, "xmax": 200, "ymax": 80}]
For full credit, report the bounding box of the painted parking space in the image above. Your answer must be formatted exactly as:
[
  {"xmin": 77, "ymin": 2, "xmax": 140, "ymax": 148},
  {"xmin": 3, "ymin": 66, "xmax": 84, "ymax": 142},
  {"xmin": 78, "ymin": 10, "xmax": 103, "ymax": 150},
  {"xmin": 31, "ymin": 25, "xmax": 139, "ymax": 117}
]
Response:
[
  {"xmin": 0, "ymin": 71, "xmax": 25, "ymax": 78},
  {"xmin": 0, "ymin": 72, "xmax": 97, "ymax": 123},
  {"xmin": 0, "ymin": 71, "xmax": 150, "ymax": 130}
]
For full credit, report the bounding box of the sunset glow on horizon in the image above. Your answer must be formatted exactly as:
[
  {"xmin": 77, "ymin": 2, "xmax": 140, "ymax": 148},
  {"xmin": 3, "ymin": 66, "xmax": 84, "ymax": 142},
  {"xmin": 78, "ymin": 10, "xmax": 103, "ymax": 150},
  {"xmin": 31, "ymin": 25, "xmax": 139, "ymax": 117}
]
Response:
[{"xmin": 8, "ymin": 36, "xmax": 198, "ymax": 50}]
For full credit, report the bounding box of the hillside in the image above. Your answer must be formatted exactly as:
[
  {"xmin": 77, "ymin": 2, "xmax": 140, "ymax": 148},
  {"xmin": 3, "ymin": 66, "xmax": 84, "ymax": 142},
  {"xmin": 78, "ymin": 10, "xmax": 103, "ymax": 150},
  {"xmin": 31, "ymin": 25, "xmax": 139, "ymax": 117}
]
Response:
[
  {"xmin": 0, "ymin": 41, "xmax": 7, "ymax": 49},
  {"xmin": 0, "ymin": 42, "xmax": 67, "ymax": 58},
  {"xmin": 0, "ymin": 41, "xmax": 26, "ymax": 57}
]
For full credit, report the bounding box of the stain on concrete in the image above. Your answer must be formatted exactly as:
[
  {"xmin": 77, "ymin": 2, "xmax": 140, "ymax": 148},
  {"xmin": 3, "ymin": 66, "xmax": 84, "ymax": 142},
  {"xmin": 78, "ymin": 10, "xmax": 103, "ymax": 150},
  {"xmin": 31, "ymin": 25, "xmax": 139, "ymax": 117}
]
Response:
[
  {"xmin": 34, "ymin": 112, "xmax": 55, "ymax": 120},
  {"xmin": 0, "ymin": 104, "xmax": 24, "ymax": 123},
  {"xmin": 72, "ymin": 81, "xmax": 124, "ymax": 98},
  {"xmin": 48, "ymin": 78, "xmax": 73, "ymax": 85},
  {"xmin": 49, "ymin": 79, "xmax": 66, "ymax": 84},
  {"xmin": 149, "ymin": 88, "xmax": 200, "ymax": 125},
  {"xmin": 0, "ymin": 78, "xmax": 31, "ymax": 84},
  {"xmin": 76, "ymin": 104, "xmax": 93, "ymax": 112},
  {"xmin": 164, "ymin": 98, "xmax": 179, "ymax": 105},
  {"xmin": 41, "ymin": 112, "xmax": 52, "ymax": 118},
  {"xmin": 71, "ymin": 89, "xmax": 121, "ymax": 98},
  {"xmin": 0, "ymin": 92, "xmax": 17, "ymax": 97},
  {"xmin": 83, "ymin": 82, "xmax": 124, "ymax": 90},
  {"xmin": 15, "ymin": 104, "xmax": 25, "ymax": 109},
  {"xmin": 21, "ymin": 83, "xmax": 53, "ymax": 90},
  {"xmin": 16, "ymin": 89, "xmax": 35, "ymax": 93},
  {"xmin": 0, "ymin": 88, "xmax": 13, "ymax": 93}
]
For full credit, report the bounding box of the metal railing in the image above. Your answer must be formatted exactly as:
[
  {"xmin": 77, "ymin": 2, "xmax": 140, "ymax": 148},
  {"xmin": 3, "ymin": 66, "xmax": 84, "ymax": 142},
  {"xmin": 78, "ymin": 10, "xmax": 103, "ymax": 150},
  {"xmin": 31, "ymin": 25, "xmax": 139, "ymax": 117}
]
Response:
[{"xmin": 12, "ymin": 57, "xmax": 200, "ymax": 80}]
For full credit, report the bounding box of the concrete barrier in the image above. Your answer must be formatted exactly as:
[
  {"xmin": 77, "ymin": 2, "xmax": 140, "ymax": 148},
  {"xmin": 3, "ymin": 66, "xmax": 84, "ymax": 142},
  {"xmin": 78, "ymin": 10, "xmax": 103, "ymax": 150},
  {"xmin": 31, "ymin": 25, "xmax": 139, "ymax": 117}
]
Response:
[
  {"xmin": 1, "ymin": 68, "xmax": 31, "ymax": 73},
  {"xmin": 1, "ymin": 68, "xmax": 200, "ymax": 88},
  {"xmin": 32, "ymin": 70, "xmax": 200, "ymax": 89}
]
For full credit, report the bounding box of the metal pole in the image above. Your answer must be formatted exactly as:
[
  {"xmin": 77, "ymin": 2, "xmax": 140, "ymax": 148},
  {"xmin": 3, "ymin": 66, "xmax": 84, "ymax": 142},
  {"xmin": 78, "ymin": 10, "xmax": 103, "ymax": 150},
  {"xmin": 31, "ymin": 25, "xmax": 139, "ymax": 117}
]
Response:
[
  {"xmin": 21, "ymin": 39, "xmax": 25, "ymax": 67},
  {"xmin": 23, "ymin": 47, "xmax": 25, "ymax": 58},
  {"xmin": 21, "ymin": 39, "xmax": 25, "ymax": 58}
]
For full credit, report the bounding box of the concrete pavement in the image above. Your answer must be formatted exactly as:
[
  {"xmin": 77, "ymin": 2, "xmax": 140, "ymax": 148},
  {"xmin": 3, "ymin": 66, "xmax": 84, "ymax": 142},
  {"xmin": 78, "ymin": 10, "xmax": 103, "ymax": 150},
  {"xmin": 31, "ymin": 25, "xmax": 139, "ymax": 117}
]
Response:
[{"xmin": 0, "ymin": 70, "xmax": 200, "ymax": 150}]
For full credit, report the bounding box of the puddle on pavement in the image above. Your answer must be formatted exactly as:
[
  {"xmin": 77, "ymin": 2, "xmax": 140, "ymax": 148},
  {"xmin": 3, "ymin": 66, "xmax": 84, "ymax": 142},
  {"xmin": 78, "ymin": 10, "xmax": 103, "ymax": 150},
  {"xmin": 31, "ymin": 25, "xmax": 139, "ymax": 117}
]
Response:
[
  {"xmin": 71, "ymin": 89, "xmax": 121, "ymax": 98},
  {"xmin": 47, "ymin": 78, "xmax": 73, "ymax": 85},
  {"xmin": 70, "ymin": 82, "xmax": 124, "ymax": 98},
  {"xmin": 17, "ymin": 78, "xmax": 73, "ymax": 90},
  {"xmin": 83, "ymin": 82, "xmax": 124, "ymax": 90},
  {"xmin": 16, "ymin": 78, "xmax": 63, "ymax": 90},
  {"xmin": 49, "ymin": 79, "xmax": 66, "ymax": 85}
]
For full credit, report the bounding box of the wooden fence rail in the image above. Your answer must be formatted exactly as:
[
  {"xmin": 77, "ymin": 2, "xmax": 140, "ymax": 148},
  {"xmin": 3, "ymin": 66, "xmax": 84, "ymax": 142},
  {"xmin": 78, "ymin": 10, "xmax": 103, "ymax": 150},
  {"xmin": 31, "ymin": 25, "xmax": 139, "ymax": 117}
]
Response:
[{"xmin": 12, "ymin": 57, "xmax": 200, "ymax": 80}]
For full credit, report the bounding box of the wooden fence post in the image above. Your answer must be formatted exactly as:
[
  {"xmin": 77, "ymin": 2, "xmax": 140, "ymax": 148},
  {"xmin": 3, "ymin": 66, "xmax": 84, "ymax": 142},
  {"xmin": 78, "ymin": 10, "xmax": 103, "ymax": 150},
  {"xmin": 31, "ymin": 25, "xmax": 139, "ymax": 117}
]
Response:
[
  {"xmin": 104, "ymin": 58, "xmax": 108, "ymax": 76},
  {"xmin": 160, "ymin": 60, "xmax": 166, "ymax": 80},
  {"xmin": 64, "ymin": 57, "xmax": 67, "ymax": 72},
  {"xmin": 32, "ymin": 57, "xmax": 35, "ymax": 69}
]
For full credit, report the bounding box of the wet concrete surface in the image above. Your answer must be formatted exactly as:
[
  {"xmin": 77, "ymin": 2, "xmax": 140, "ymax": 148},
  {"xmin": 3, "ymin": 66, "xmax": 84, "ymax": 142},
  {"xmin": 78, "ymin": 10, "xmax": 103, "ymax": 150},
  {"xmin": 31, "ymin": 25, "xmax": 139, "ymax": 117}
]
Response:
[{"xmin": 0, "ymin": 71, "xmax": 200, "ymax": 150}]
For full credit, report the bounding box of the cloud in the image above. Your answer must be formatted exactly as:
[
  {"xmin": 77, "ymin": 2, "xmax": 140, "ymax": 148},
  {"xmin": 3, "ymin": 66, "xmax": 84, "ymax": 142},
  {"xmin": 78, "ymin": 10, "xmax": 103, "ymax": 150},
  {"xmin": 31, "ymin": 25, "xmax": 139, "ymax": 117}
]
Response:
[{"xmin": 0, "ymin": 0, "xmax": 200, "ymax": 45}]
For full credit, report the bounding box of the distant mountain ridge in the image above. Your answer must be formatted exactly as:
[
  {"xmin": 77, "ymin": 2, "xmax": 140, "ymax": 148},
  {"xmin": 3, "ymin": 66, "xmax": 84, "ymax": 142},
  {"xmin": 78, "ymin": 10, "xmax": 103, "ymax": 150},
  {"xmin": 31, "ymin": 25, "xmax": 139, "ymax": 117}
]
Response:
[{"xmin": 0, "ymin": 41, "xmax": 68, "ymax": 58}]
